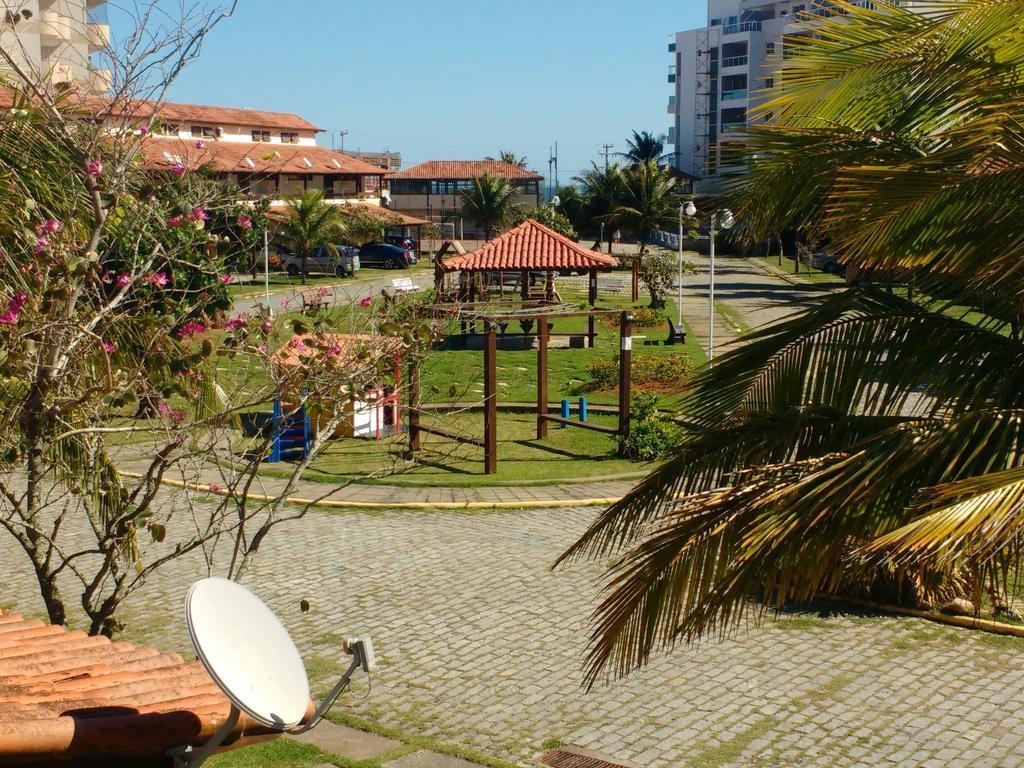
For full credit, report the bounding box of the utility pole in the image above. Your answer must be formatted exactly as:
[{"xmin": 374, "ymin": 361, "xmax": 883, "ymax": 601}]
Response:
[
  {"xmin": 601, "ymin": 143, "xmax": 614, "ymax": 171},
  {"xmin": 339, "ymin": 130, "xmax": 349, "ymax": 153},
  {"xmin": 554, "ymin": 140, "xmax": 559, "ymax": 192},
  {"xmin": 548, "ymin": 146, "xmax": 554, "ymax": 201}
]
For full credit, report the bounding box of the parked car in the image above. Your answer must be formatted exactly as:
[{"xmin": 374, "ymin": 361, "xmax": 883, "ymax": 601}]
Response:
[
  {"xmin": 279, "ymin": 245, "xmax": 360, "ymax": 277},
  {"xmin": 809, "ymin": 251, "xmax": 845, "ymax": 275},
  {"xmin": 358, "ymin": 242, "xmax": 417, "ymax": 269},
  {"xmin": 384, "ymin": 234, "xmax": 418, "ymax": 252}
]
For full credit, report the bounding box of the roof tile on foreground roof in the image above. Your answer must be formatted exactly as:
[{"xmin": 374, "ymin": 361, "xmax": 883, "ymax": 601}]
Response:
[
  {"xmin": 388, "ymin": 160, "xmax": 544, "ymax": 181},
  {"xmin": 0, "ymin": 610, "xmax": 307, "ymax": 763},
  {"xmin": 441, "ymin": 219, "xmax": 619, "ymax": 272}
]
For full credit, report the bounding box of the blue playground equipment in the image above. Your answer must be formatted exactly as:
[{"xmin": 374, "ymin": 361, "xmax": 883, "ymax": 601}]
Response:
[
  {"xmin": 559, "ymin": 398, "xmax": 589, "ymax": 428},
  {"xmin": 268, "ymin": 396, "xmax": 312, "ymax": 462}
]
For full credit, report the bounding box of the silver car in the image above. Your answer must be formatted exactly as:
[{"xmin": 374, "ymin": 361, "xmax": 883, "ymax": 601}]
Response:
[{"xmin": 280, "ymin": 245, "xmax": 360, "ymax": 277}]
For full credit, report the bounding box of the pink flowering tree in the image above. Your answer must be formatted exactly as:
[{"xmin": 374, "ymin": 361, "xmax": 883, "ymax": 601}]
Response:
[{"xmin": 0, "ymin": 6, "xmax": 456, "ymax": 636}]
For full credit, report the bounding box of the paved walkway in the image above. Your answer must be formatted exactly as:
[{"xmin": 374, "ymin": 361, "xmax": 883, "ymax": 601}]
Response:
[{"xmin": 3, "ymin": 503, "xmax": 1023, "ymax": 768}]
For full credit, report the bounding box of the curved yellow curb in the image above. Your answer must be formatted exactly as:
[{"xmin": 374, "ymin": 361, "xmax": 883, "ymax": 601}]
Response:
[{"xmin": 117, "ymin": 472, "xmax": 619, "ymax": 510}]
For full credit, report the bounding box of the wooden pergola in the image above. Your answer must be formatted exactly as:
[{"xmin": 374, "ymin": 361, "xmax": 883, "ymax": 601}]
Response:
[{"xmin": 435, "ymin": 220, "xmax": 619, "ymax": 345}]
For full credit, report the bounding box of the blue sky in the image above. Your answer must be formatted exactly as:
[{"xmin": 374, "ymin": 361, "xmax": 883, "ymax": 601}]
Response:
[{"xmin": 120, "ymin": 1, "xmax": 704, "ymax": 182}]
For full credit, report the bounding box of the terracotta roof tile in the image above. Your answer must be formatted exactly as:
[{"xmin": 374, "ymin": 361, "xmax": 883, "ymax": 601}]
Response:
[
  {"xmin": 0, "ymin": 87, "xmax": 320, "ymax": 132},
  {"xmin": 388, "ymin": 160, "xmax": 544, "ymax": 181},
  {"xmin": 140, "ymin": 138, "xmax": 386, "ymax": 176},
  {"xmin": 0, "ymin": 610, "xmax": 306, "ymax": 762},
  {"xmin": 441, "ymin": 220, "xmax": 619, "ymax": 272}
]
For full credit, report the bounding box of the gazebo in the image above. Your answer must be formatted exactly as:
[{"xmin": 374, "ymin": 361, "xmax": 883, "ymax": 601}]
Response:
[{"xmin": 435, "ymin": 219, "xmax": 619, "ymax": 306}]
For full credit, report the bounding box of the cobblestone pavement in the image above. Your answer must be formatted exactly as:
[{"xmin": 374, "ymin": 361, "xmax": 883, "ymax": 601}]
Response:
[{"xmin": 3, "ymin": 503, "xmax": 1024, "ymax": 768}]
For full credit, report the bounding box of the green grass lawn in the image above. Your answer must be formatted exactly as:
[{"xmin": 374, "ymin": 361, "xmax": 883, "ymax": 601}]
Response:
[
  {"xmin": 257, "ymin": 410, "xmax": 651, "ymax": 488},
  {"xmin": 753, "ymin": 254, "xmax": 845, "ymax": 285},
  {"xmin": 228, "ymin": 264, "xmax": 436, "ymax": 298}
]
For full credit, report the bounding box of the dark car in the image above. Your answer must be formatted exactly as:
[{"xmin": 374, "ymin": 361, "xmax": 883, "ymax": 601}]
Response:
[
  {"xmin": 358, "ymin": 242, "xmax": 417, "ymax": 269},
  {"xmin": 384, "ymin": 234, "xmax": 418, "ymax": 252}
]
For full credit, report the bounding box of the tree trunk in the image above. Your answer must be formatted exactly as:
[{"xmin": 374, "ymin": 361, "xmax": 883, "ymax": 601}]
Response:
[
  {"xmin": 34, "ymin": 565, "xmax": 67, "ymax": 626},
  {"xmin": 300, "ymin": 250, "xmax": 308, "ymax": 285}
]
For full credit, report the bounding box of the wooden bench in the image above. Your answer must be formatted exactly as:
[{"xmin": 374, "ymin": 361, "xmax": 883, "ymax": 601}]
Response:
[
  {"xmin": 392, "ymin": 276, "xmax": 420, "ymax": 293},
  {"xmin": 666, "ymin": 318, "xmax": 687, "ymax": 345}
]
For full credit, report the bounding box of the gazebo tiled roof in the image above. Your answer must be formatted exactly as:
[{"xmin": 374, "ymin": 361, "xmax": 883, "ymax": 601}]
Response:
[
  {"xmin": 0, "ymin": 609, "xmax": 305, "ymax": 763},
  {"xmin": 440, "ymin": 220, "xmax": 619, "ymax": 273}
]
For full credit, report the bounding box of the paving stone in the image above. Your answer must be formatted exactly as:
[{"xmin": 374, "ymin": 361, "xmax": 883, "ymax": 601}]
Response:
[
  {"xmin": 383, "ymin": 751, "xmax": 481, "ymax": 768},
  {"xmin": 289, "ymin": 721, "xmax": 401, "ymax": 760}
]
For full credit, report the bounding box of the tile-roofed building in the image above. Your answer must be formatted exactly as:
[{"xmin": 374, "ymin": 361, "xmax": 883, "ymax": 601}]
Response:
[
  {"xmin": 0, "ymin": 609, "xmax": 306, "ymax": 765},
  {"xmin": 387, "ymin": 161, "xmax": 545, "ymax": 239},
  {"xmin": 140, "ymin": 139, "xmax": 387, "ymax": 204},
  {"xmin": 439, "ymin": 219, "xmax": 618, "ymax": 273}
]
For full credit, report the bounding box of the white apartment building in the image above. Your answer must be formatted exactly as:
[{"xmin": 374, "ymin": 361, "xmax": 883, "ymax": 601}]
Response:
[
  {"xmin": 666, "ymin": 0, "xmax": 920, "ymax": 181},
  {"xmin": 0, "ymin": 0, "xmax": 110, "ymax": 91}
]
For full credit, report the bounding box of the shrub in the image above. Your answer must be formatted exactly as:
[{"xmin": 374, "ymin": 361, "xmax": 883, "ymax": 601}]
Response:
[
  {"xmin": 601, "ymin": 307, "xmax": 666, "ymax": 328},
  {"xmin": 620, "ymin": 392, "xmax": 678, "ymax": 461},
  {"xmin": 582, "ymin": 353, "xmax": 694, "ymax": 392}
]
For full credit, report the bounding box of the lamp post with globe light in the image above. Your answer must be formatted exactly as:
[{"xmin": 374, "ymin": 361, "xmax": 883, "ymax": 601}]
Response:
[{"xmin": 686, "ymin": 201, "xmax": 734, "ymax": 361}]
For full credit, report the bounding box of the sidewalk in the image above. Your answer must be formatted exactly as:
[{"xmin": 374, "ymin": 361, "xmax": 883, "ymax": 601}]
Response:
[{"xmin": 117, "ymin": 456, "xmax": 636, "ymax": 510}]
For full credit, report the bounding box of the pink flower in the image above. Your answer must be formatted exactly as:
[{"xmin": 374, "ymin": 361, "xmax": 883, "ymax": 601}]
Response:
[
  {"xmin": 33, "ymin": 235, "xmax": 49, "ymax": 255},
  {"xmin": 101, "ymin": 340, "xmax": 116, "ymax": 354},
  {"xmin": 224, "ymin": 314, "xmax": 248, "ymax": 331},
  {"xmin": 0, "ymin": 291, "xmax": 27, "ymax": 325},
  {"xmin": 359, "ymin": 296, "xmax": 373, "ymax": 307},
  {"xmin": 257, "ymin": 343, "xmax": 267, "ymax": 353},
  {"xmin": 195, "ymin": 140, "xmax": 207, "ymax": 150},
  {"xmin": 289, "ymin": 337, "xmax": 307, "ymax": 352},
  {"xmin": 146, "ymin": 271, "xmax": 169, "ymax": 288},
  {"xmin": 166, "ymin": 215, "xmax": 183, "ymax": 228},
  {"xmin": 237, "ymin": 215, "xmax": 253, "ymax": 230},
  {"xmin": 116, "ymin": 273, "xmax": 132, "ymax": 288},
  {"xmin": 87, "ymin": 160, "xmax": 103, "ymax": 179},
  {"xmin": 188, "ymin": 206, "xmax": 210, "ymax": 222},
  {"xmin": 208, "ymin": 482, "xmax": 221, "ymax": 493},
  {"xmin": 219, "ymin": 274, "xmax": 233, "ymax": 285},
  {"xmin": 40, "ymin": 219, "xmax": 62, "ymax": 234},
  {"xmin": 170, "ymin": 162, "xmax": 187, "ymax": 177},
  {"xmin": 326, "ymin": 343, "xmax": 342, "ymax": 357},
  {"xmin": 100, "ymin": 269, "xmax": 112, "ymax": 282},
  {"xmin": 137, "ymin": 125, "xmax": 149, "ymax": 136},
  {"xmin": 176, "ymin": 320, "xmax": 206, "ymax": 339},
  {"xmin": 280, "ymin": 298, "xmax": 292, "ymax": 310},
  {"xmin": 261, "ymin": 320, "xmax": 272, "ymax": 332},
  {"xmin": 157, "ymin": 401, "xmax": 186, "ymax": 423}
]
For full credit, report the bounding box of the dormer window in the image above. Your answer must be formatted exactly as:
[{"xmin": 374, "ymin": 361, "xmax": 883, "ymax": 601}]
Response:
[
  {"xmin": 280, "ymin": 132, "xmax": 300, "ymax": 144},
  {"xmin": 192, "ymin": 125, "xmax": 218, "ymax": 139},
  {"xmin": 252, "ymin": 129, "xmax": 271, "ymax": 142}
]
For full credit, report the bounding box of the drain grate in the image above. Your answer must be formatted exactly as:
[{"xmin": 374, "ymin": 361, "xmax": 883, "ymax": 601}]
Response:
[{"xmin": 540, "ymin": 746, "xmax": 639, "ymax": 768}]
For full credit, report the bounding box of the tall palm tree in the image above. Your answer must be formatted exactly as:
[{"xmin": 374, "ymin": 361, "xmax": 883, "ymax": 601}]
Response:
[
  {"xmin": 619, "ymin": 130, "xmax": 667, "ymax": 166},
  {"xmin": 558, "ymin": 0, "xmax": 1024, "ymax": 685},
  {"xmin": 611, "ymin": 161, "xmax": 679, "ymax": 301},
  {"xmin": 459, "ymin": 173, "xmax": 514, "ymax": 240},
  {"xmin": 276, "ymin": 189, "xmax": 347, "ymax": 284},
  {"xmin": 574, "ymin": 162, "xmax": 626, "ymax": 250}
]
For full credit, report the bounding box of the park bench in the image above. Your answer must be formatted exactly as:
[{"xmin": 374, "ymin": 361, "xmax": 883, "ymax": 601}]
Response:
[
  {"xmin": 666, "ymin": 318, "xmax": 686, "ymax": 345},
  {"xmin": 391, "ymin": 276, "xmax": 420, "ymax": 294}
]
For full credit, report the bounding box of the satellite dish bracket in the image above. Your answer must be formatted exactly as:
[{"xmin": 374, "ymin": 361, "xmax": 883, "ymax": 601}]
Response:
[{"xmin": 169, "ymin": 705, "xmax": 240, "ymax": 768}]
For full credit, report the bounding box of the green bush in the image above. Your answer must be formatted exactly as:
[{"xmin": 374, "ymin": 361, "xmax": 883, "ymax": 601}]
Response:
[
  {"xmin": 620, "ymin": 392, "xmax": 677, "ymax": 461},
  {"xmin": 582, "ymin": 353, "xmax": 694, "ymax": 392},
  {"xmin": 602, "ymin": 307, "xmax": 664, "ymax": 328}
]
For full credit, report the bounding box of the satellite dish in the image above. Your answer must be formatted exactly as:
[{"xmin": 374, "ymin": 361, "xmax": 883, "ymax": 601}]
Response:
[
  {"xmin": 186, "ymin": 577, "xmax": 310, "ymax": 729},
  {"xmin": 174, "ymin": 578, "xmax": 375, "ymax": 768},
  {"xmin": 551, "ymin": 195, "xmax": 561, "ymax": 208}
]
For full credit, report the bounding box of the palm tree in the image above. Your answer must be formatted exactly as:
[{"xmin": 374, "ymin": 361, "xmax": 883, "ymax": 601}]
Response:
[
  {"xmin": 459, "ymin": 173, "xmax": 515, "ymax": 240},
  {"xmin": 497, "ymin": 150, "xmax": 527, "ymax": 167},
  {"xmin": 276, "ymin": 189, "xmax": 347, "ymax": 284},
  {"xmin": 574, "ymin": 162, "xmax": 626, "ymax": 250},
  {"xmin": 557, "ymin": 0, "xmax": 1024, "ymax": 685},
  {"xmin": 611, "ymin": 161, "xmax": 679, "ymax": 301},
  {"xmin": 554, "ymin": 184, "xmax": 588, "ymax": 235},
  {"xmin": 619, "ymin": 130, "xmax": 667, "ymax": 166}
]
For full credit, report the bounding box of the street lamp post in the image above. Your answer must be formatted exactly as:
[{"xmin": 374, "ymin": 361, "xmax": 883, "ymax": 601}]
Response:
[
  {"xmin": 263, "ymin": 224, "xmax": 272, "ymax": 318},
  {"xmin": 685, "ymin": 201, "xmax": 733, "ymax": 362}
]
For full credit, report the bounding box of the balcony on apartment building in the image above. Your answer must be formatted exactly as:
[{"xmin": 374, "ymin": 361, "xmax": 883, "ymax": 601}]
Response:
[
  {"xmin": 667, "ymin": 64, "xmax": 676, "ymax": 84},
  {"xmin": 38, "ymin": 7, "xmax": 72, "ymax": 42},
  {"xmin": 667, "ymin": 95, "xmax": 676, "ymax": 114}
]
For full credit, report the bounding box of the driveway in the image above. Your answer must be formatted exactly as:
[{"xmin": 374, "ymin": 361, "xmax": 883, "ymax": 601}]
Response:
[{"xmin": 1, "ymin": 502, "xmax": 1021, "ymax": 768}]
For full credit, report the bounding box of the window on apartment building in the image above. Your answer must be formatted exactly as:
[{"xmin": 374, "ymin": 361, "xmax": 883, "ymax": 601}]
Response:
[
  {"xmin": 280, "ymin": 132, "xmax": 300, "ymax": 144},
  {"xmin": 766, "ymin": 42, "xmax": 776, "ymax": 55},
  {"xmin": 764, "ymin": 77, "xmax": 775, "ymax": 89},
  {"xmin": 252, "ymin": 130, "xmax": 271, "ymax": 142},
  {"xmin": 191, "ymin": 125, "xmax": 217, "ymax": 139}
]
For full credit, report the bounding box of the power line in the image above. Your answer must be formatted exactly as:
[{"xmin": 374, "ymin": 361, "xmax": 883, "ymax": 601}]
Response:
[{"xmin": 601, "ymin": 143, "xmax": 614, "ymax": 171}]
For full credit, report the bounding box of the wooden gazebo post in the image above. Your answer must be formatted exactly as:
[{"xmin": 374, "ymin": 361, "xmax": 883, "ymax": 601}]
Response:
[
  {"xmin": 536, "ymin": 314, "xmax": 549, "ymax": 440},
  {"xmin": 483, "ymin": 322, "xmax": 498, "ymax": 474},
  {"xmin": 617, "ymin": 311, "xmax": 633, "ymax": 452}
]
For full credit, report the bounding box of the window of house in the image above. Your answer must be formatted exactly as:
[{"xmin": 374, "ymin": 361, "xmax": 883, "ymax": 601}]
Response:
[
  {"xmin": 252, "ymin": 129, "xmax": 271, "ymax": 142},
  {"xmin": 430, "ymin": 180, "xmax": 457, "ymax": 195},
  {"xmin": 362, "ymin": 175, "xmax": 380, "ymax": 194},
  {"xmin": 280, "ymin": 132, "xmax": 300, "ymax": 144},
  {"xmin": 191, "ymin": 125, "xmax": 217, "ymax": 139},
  {"xmin": 155, "ymin": 122, "xmax": 180, "ymax": 136}
]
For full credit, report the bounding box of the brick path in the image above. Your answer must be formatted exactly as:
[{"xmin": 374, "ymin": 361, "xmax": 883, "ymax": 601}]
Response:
[{"xmin": 3, "ymin": 503, "xmax": 1024, "ymax": 768}]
